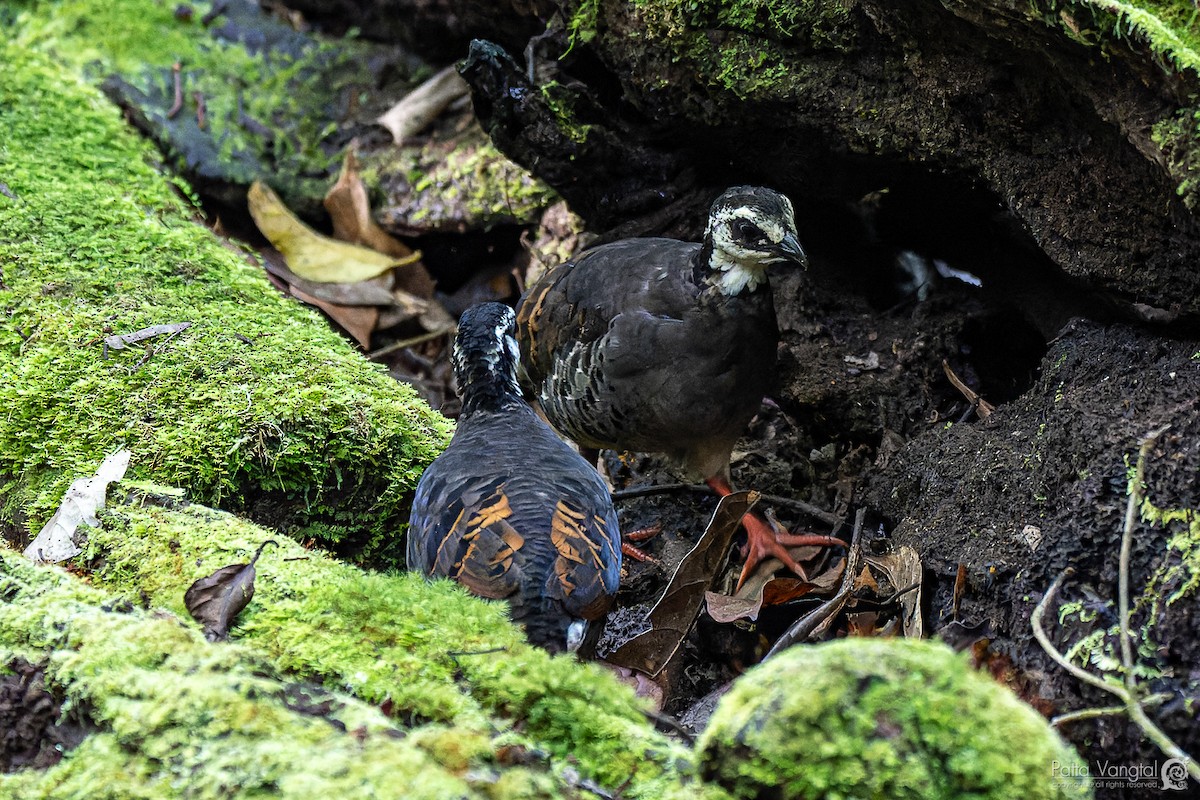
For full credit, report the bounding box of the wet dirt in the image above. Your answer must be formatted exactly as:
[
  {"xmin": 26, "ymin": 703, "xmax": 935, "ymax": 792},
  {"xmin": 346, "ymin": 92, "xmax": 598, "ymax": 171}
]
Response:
[
  {"xmin": 0, "ymin": 658, "xmax": 91, "ymax": 774},
  {"xmin": 550, "ymin": 258, "xmax": 1200, "ymax": 780}
]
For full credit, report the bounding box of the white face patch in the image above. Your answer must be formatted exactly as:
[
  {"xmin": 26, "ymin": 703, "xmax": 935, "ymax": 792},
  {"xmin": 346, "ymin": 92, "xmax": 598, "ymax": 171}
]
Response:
[{"xmin": 704, "ymin": 200, "xmax": 799, "ymax": 295}]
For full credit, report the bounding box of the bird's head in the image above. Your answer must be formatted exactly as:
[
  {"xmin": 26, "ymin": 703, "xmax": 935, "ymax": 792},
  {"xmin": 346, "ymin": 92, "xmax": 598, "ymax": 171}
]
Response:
[
  {"xmin": 453, "ymin": 302, "xmax": 523, "ymax": 412},
  {"xmin": 704, "ymin": 186, "xmax": 807, "ymax": 294}
]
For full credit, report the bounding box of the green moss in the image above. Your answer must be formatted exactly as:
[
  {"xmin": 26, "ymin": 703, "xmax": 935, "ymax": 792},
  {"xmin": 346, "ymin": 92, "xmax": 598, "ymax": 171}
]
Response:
[
  {"xmin": 1077, "ymin": 1, "xmax": 1200, "ymax": 72},
  {"xmin": 365, "ymin": 122, "xmax": 558, "ymax": 232},
  {"xmin": 566, "ymin": 0, "xmax": 602, "ymax": 53},
  {"xmin": 78, "ymin": 487, "xmax": 707, "ymax": 800},
  {"xmin": 627, "ymin": 0, "xmax": 855, "ymax": 45},
  {"xmin": 697, "ymin": 639, "xmax": 1092, "ymax": 800},
  {"xmin": 0, "ymin": 546, "xmax": 505, "ymax": 799},
  {"xmin": 539, "ymin": 82, "xmax": 596, "ymax": 145},
  {"xmin": 6, "ymin": 0, "xmax": 417, "ymax": 212},
  {"xmin": 1151, "ymin": 108, "xmax": 1200, "ymax": 209},
  {"xmin": 605, "ymin": 0, "xmax": 857, "ymax": 104},
  {"xmin": 0, "ymin": 41, "xmax": 452, "ymax": 562}
]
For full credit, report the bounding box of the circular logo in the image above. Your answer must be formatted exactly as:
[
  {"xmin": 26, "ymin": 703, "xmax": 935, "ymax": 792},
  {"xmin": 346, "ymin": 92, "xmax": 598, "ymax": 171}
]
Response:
[{"xmin": 1161, "ymin": 758, "xmax": 1189, "ymax": 791}]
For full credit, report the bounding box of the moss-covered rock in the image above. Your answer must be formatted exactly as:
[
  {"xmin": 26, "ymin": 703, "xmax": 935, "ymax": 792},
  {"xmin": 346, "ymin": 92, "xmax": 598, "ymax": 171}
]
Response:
[
  {"xmin": 59, "ymin": 485, "xmax": 713, "ymax": 800},
  {"xmin": 696, "ymin": 638, "xmax": 1092, "ymax": 800},
  {"xmin": 0, "ymin": 538, "xmax": 605, "ymax": 798},
  {"xmin": 0, "ymin": 483, "xmax": 726, "ymax": 798},
  {"xmin": 0, "ymin": 38, "xmax": 452, "ymax": 563}
]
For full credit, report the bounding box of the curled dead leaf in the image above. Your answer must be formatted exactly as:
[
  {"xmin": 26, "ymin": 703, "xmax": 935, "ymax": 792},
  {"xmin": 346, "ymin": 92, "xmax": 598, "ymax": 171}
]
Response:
[
  {"xmin": 864, "ymin": 544, "xmax": 924, "ymax": 637},
  {"xmin": 606, "ymin": 491, "xmax": 758, "ymax": 677},
  {"xmin": 184, "ymin": 540, "xmax": 277, "ymax": 642},
  {"xmin": 705, "ymin": 554, "xmax": 843, "ymax": 624},
  {"xmin": 324, "ymin": 149, "xmax": 436, "ymax": 299},
  {"xmin": 23, "ymin": 449, "xmax": 131, "ymax": 563}
]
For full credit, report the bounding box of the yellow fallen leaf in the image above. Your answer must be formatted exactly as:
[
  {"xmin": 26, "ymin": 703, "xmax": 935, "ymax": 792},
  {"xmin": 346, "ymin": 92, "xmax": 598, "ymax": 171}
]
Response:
[
  {"xmin": 248, "ymin": 180, "xmax": 420, "ymax": 283},
  {"xmin": 324, "ymin": 150, "xmax": 436, "ymax": 299}
]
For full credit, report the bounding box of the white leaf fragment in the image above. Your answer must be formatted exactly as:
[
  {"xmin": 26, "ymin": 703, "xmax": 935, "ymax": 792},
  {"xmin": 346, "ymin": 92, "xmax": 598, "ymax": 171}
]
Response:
[{"xmin": 23, "ymin": 449, "xmax": 132, "ymax": 563}]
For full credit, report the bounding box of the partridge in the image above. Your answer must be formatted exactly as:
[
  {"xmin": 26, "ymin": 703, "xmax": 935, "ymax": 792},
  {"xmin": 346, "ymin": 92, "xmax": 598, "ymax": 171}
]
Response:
[
  {"xmin": 408, "ymin": 302, "xmax": 621, "ymax": 653},
  {"xmin": 517, "ymin": 186, "xmax": 841, "ymax": 586}
]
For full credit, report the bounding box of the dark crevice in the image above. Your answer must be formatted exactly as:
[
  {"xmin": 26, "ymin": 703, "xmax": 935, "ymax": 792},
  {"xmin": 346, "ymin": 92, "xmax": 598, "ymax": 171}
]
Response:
[{"xmin": 0, "ymin": 659, "xmax": 93, "ymax": 773}]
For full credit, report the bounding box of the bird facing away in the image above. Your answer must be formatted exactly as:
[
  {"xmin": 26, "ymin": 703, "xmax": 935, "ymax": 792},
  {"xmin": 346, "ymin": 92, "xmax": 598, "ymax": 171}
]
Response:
[
  {"xmin": 517, "ymin": 186, "xmax": 841, "ymax": 587},
  {"xmin": 408, "ymin": 302, "xmax": 622, "ymax": 653}
]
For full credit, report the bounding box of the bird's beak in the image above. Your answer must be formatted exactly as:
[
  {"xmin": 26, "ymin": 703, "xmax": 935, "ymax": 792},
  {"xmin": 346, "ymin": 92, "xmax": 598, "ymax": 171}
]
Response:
[{"xmin": 774, "ymin": 231, "xmax": 808, "ymax": 268}]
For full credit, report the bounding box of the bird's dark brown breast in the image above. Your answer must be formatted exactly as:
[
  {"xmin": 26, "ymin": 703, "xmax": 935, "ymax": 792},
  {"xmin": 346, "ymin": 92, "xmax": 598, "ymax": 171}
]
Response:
[{"xmin": 516, "ymin": 238, "xmax": 778, "ymax": 461}]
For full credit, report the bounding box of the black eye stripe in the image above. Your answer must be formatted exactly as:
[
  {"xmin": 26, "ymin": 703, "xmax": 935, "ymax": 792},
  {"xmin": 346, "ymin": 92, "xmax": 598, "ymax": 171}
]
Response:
[{"xmin": 734, "ymin": 220, "xmax": 764, "ymax": 240}]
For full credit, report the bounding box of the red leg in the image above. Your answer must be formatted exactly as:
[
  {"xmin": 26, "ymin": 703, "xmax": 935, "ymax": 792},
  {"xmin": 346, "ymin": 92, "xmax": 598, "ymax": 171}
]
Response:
[{"xmin": 706, "ymin": 476, "xmax": 845, "ymax": 589}]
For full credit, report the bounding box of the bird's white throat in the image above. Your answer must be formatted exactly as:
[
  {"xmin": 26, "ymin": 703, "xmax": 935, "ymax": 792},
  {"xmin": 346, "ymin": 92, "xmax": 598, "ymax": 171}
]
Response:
[{"xmin": 709, "ymin": 252, "xmax": 768, "ymax": 295}]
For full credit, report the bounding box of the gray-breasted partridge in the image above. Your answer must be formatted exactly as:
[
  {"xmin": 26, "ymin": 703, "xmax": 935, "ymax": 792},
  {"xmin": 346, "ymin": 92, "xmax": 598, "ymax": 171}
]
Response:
[
  {"xmin": 516, "ymin": 186, "xmax": 842, "ymax": 587},
  {"xmin": 408, "ymin": 302, "xmax": 621, "ymax": 653}
]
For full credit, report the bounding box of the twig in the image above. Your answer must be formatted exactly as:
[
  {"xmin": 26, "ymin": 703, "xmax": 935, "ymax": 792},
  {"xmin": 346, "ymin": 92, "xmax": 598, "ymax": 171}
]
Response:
[
  {"xmin": 367, "ymin": 328, "xmax": 451, "ymax": 360},
  {"xmin": 1032, "ymin": 425, "xmax": 1197, "ymax": 782},
  {"xmin": 1053, "ymin": 693, "xmax": 1171, "ymax": 727},
  {"xmin": 1031, "ymin": 569, "xmax": 1117, "ymax": 696},
  {"xmin": 942, "ymin": 359, "xmax": 995, "ymax": 419},
  {"xmin": 610, "ymin": 482, "xmax": 705, "ymax": 501},
  {"xmin": 167, "ymin": 62, "xmax": 183, "ymax": 119},
  {"xmin": 1051, "ymin": 705, "xmax": 1131, "ymax": 726},
  {"xmin": 610, "ymin": 483, "xmax": 842, "ymax": 528},
  {"xmin": 1119, "ymin": 426, "xmax": 1170, "ymax": 688},
  {"xmin": 765, "ymin": 508, "xmax": 865, "ymax": 659},
  {"xmin": 758, "ymin": 492, "xmax": 843, "ymax": 528}
]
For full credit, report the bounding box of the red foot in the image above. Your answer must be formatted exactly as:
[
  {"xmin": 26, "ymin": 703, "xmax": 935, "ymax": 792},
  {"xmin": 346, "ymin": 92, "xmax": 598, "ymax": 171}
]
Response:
[
  {"xmin": 622, "ymin": 522, "xmax": 664, "ymax": 564},
  {"xmin": 706, "ymin": 476, "xmax": 845, "ymax": 590},
  {"xmin": 621, "ymin": 541, "xmax": 661, "ymax": 564}
]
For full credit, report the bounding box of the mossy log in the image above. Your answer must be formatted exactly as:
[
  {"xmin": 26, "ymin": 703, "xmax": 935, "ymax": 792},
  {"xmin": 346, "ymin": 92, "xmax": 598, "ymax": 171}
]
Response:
[
  {"xmin": 0, "ymin": 487, "xmax": 704, "ymax": 799},
  {"xmin": 0, "ymin": 39, "xmax": 452, "ymax": 565}
]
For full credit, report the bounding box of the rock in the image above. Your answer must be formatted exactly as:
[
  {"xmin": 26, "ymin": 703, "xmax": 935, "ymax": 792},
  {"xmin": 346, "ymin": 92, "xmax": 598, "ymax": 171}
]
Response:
[{"xmin": 697, "ymin": 638, "xmax": 1091, "ymax": 800}]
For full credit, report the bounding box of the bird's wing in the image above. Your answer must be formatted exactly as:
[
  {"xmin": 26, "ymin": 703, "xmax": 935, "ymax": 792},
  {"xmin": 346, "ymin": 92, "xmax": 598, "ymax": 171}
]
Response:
[
  {"xmin": 409, "ymin": 419, "xmax": 621, "ymax": 620},
  {"xmin": 540, "ymin": 494, "xmax": 621, "ymax": 619},
  {"xmin": 408, "ymin": 472, "xmax": 524, "ymax": 601},
  {"xmin": 517, "ymin": 238, "xmax": 701, "ymax": 386}
]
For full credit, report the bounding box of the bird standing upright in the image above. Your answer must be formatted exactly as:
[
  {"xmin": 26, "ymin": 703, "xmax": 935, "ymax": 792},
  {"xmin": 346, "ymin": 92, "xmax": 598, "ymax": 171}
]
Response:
[
  {"xmin": 408, "ymin": 302, "xmax": 621, "ymax": 653},
  {"xmin": 517, "ymin": 186, "xmax": 842, "ymax": 587}
]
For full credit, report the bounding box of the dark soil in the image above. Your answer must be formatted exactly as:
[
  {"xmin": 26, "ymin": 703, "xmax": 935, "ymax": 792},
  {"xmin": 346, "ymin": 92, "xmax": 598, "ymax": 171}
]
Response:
[{"xmin": 0, "ymin": 658, "xmax": 91, "ymax": 773}]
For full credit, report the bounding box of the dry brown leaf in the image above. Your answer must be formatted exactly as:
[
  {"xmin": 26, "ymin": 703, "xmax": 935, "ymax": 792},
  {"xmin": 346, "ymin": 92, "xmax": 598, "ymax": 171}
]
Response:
[
  {"xmin": 290, "ymin": 285, "xmax": 380, "ymax": 348},
  {"xmin": 852, "ymin": 564, "xmax": 879, "ymax": 592},
  {"xmin": 376, "ymin": 65, "xmax": 470, "ymax": 144},
  {"xmin": 865, "ymin": 545, "xmax": 924, "ymax": 637},
  {"xmin": 606, "ymin": 491, "xmax": 758, "ymax": 677},
  {"xmin": 706, "ymin": 552, "xmax": 843, "ymax": 623},
  {"xmin": 184, "ymin": 540, "xmax": 276, "ymax": 642},
  {"xmin": 846, "ymin": 610, "xmax": 880, "ymax": 637},
  {"xmin": 248, "ymin": 180, "xmax": 420, "ymax": 283},
  {"xmin": 263, "ymin": 258, "xmax": 397, "ymax": 306},
  {"xmin": 324, "ymin": 149, "xmax": 436, "ymax": 299}
]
